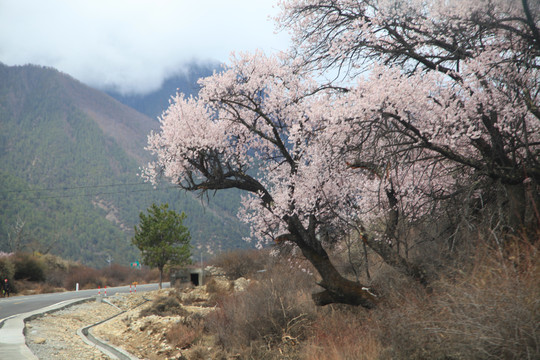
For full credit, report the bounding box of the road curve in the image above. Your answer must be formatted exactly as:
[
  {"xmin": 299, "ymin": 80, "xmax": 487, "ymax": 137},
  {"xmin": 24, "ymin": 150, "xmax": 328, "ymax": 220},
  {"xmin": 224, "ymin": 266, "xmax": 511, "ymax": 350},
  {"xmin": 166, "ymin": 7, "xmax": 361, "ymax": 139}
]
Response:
[
  {"xmin": 0, "ymin": 283, "xmax": 168, "ymax": 360},
  {"xmin": 0, "ymin": 282, "xmax": 168, "ymax": 322}
]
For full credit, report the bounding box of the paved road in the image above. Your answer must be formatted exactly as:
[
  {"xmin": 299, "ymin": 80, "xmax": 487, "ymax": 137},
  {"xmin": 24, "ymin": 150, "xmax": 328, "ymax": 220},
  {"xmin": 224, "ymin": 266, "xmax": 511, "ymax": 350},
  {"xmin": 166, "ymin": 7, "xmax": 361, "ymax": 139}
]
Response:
[
  {"xmin": 0, "ymin": 282, "xmax": 169, "ymax": 360},
  {"xmin": 0, "ymin": 282, "xmax": 168, "ymax": 322}
]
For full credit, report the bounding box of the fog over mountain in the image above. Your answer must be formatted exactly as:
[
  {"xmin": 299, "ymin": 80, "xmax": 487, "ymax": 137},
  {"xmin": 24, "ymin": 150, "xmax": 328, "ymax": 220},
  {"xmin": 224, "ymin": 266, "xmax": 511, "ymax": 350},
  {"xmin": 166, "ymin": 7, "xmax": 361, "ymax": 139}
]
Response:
[
  {"xmin": 106, "ymin": 61, "xmax": 218, "ymax": 120},
  {"xmin": 0, "ymin": 0, "xmax": 289, "ymax": 95}
]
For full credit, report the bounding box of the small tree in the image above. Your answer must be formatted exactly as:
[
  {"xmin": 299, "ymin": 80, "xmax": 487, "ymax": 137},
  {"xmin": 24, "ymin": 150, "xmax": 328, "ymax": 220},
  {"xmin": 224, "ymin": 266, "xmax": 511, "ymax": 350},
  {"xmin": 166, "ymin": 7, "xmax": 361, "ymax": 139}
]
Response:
[{"xmin": 132, "ymin": 203, "xmax": 191, "ymax": 289}]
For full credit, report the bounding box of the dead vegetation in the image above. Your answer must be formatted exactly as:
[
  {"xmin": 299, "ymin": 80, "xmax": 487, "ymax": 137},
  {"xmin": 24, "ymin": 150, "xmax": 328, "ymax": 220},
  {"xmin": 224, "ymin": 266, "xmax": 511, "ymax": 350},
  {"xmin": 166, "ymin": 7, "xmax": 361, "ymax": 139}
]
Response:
[
  {"xmin": 5, "ymin": 228, "xmax": 538, "ymax": 359},
  {"xmin": 108, "ymin": 239, "xmax": 538, "ymax": 360},
  {"xmin": 20, "ymin": 237, "xmax": 537, "ymax": 360},
  {"xmin": 0, "ymin": 252, "xmax": 160, "ymax": 295},
  {"xmin": 139, "ymin": 294, "xmax": 190, "ymax": 317}
]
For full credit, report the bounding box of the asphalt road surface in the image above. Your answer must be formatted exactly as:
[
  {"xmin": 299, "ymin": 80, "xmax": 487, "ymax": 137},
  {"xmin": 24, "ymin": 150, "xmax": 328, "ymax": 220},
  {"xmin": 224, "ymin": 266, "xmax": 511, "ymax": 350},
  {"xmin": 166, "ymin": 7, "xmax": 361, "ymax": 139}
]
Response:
[{"xmin": 0, "ymin": 282, "xmax": 169, "ymax": 322}]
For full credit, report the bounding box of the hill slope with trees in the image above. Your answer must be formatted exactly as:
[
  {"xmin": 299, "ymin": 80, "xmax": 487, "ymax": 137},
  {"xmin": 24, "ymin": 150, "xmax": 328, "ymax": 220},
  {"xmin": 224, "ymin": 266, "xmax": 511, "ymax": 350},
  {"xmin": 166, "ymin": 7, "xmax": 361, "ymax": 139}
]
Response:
[{"xmin": 0, "ymin": 63, "xmax": 248, "ymax": 266}]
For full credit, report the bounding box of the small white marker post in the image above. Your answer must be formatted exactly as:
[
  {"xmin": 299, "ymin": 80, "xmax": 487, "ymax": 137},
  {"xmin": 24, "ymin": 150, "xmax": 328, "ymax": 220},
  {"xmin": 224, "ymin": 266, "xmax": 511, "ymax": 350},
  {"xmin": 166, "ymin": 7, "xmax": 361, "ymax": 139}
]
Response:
[{"xmin": 76, "ymin": 283, "xmax": 79, "ymax": 292}]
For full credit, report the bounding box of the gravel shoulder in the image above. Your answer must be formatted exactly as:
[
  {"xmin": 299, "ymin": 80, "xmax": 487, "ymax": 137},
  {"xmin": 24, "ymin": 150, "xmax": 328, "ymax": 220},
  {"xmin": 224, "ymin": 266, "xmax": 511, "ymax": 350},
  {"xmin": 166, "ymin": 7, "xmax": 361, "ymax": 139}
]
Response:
[
  {"xmin": 92, "ymin": 287, "xmax": 216, "ymax": 360},
  {"xmin": 25, "ymin": 300, "xmax": 120, "ymax": 360},
  {"xmin": 23, "ymin": 282, "xmax": 231, "ymax": 360},
  {"xmin": 25, "ymin": 271, "xmax": 245, "ymax": 360},
  {"xmin": 24, "ymin": 290, "xmax": 167, "ymax": 360}
]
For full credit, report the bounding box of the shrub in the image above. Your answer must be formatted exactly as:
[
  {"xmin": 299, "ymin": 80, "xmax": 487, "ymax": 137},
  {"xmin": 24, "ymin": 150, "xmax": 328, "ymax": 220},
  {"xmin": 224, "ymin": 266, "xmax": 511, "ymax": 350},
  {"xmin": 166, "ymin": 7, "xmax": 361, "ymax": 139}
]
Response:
[
  {"xmin": 36, "ymin": 253, "xmax": 72, "ymax": 287},
  {"xmin": 45, "ymin": 267, "xmax": 67, "ymax": 288},
  {"xmin": 166, "ymin": 321, "xmax": 203, "ymax": 350},
  {"xmin": 0, "ymin": 255, "xmax": 15, "ymax": 282},
  {"xmin": 199, "ymin": 235, "xmax": 539, "ymax": 359},
  {"xmin": 140, "ymin": 294, "xmax": 189, "ymax": 317},
  {"xmin": 142, "ymin": 267, "xmax": 161, "ymax": 283},
  {"xmin": 209, "ymin": 249, "xmax": 267, "ymax": 280},
  {"xmin": 64, "ymin": 265, "xmax": 103, "ymax": 290},
  {"xmin": 100, "ymin": 264, "xmax": 139, "ymax": 286},
  {"xmin": 205, "ymin": 261, "xmax": 315, "ymax": 355},
  {"xmin": 13, "ymin": 253, "xmax": 46, "ymax": 282}
]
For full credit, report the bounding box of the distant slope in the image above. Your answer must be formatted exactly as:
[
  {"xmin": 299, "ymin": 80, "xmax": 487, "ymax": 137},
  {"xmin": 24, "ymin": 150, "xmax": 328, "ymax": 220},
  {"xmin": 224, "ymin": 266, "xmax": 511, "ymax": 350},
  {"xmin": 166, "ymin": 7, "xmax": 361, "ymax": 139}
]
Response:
[
  {"xmin": 0, "ymin": 64, "xmax": 249, "ymax": 267},
  {"xmin": 106, "ymin": 61, "xmax": 218, "ymax": 120},
  {"xmin": 0, "ymin": 63, "xmax": 155, "ymax": 163}
]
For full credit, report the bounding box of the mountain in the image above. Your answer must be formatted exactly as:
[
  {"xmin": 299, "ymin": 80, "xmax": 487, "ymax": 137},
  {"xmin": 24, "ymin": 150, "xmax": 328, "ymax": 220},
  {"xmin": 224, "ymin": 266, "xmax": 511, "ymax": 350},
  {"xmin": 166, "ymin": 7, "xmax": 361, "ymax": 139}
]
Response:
[
  {"xmin": 0, "ymin": 63, "xmax": 249, "ymax": 267},
  {"xmin": 106, "ymin": 61, "xmax": 218, "ymax": 120}
]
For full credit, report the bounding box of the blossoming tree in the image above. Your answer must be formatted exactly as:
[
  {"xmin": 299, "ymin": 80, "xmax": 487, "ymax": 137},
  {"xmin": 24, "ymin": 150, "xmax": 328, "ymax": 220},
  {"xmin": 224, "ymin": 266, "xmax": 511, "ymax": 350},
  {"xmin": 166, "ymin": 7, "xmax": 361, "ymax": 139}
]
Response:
[
  {"xmin": 145, "ymin": 0, "xmax": 539, "ymax": 307},
  {"xmin": 277, "ymin": 0, "xmax": 540, "ymax": 268},
  {"xmin": 277, "ymin": 0, "xmax": 540, "ymax": 223}
]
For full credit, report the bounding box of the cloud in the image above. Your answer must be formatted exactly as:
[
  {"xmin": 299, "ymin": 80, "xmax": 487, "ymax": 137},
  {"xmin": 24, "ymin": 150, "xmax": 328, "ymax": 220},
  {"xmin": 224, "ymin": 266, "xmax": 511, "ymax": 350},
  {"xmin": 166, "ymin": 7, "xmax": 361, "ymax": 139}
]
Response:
[{"xmin": 0, "ymin": 0, "xmax": 289, "ymax": 94}]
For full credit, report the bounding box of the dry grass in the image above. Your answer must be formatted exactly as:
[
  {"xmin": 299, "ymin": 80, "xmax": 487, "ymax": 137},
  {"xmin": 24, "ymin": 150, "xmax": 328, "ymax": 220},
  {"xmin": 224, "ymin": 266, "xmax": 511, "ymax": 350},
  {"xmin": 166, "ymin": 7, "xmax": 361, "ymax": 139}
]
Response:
[
  {"xmin": 373, "ymin": 238, "xmax": 540, "ymax": 360},
  {"xmin": 204, "ymin": 277, "xmax": 234, "ymax": 306},
  {"xmin": 302, "ymin": 308, "xmax": 382, "ymax": 360},
  {"xmin": 204, "ymin": 260, "xmax": 315, "ymax": 358},
  {"xmin": 193, "ymin": 239, "xmax": 539, "ymax": 360}
]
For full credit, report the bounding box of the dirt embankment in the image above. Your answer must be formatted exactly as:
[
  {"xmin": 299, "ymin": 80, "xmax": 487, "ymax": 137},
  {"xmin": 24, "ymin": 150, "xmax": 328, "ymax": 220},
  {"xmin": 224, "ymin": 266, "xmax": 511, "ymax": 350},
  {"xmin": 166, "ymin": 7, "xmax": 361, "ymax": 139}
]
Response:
[{"xmin": 26, "ymin": 271, "xmax": 248, "ymax": 360}]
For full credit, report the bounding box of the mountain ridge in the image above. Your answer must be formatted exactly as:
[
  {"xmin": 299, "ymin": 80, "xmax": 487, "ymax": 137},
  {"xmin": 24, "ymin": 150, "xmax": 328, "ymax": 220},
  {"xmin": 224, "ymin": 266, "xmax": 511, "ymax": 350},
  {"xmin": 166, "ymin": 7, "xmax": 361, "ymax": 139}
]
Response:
[{"xmin": 0, "ymin": 63, "xmax": 248, "ymax": 266}]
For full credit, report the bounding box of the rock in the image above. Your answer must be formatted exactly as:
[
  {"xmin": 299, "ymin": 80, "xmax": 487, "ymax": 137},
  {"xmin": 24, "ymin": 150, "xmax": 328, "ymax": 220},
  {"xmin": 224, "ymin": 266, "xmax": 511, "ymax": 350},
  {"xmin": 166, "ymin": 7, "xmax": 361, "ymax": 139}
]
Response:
[
  {"xmin": 206, "ymin": 277, "xmax": 231, "ymax": 293},
  {"xmin": 234, "ymin": 277, "xmax": 250, "ymax": 292},
  {"xmin": 34, "ymin": 337, "xmax": 46, "ymax": 344},
  {"xmin": 204, "ymin": 265, "xmax": 224, "ymax": 276}
]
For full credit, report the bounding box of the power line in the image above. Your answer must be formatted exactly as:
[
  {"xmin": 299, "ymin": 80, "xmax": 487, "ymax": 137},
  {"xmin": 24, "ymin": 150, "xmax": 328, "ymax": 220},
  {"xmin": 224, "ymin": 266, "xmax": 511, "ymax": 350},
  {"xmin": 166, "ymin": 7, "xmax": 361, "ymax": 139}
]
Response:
[
  {"xmin": 2, "ymin": 183, "xmax": 180, "ymax": 202},
  {"xmin": 15, "ymin": 186, "xmax": 179, "ymax": 201},
  {"xmin": 1, "ymin": 181, "xmax": 153, "ymax": 195}
]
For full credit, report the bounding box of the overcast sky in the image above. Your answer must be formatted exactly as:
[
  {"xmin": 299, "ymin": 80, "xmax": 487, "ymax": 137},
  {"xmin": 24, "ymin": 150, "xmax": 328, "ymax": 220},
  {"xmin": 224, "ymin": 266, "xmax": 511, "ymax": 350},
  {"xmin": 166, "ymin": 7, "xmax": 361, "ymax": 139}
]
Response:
[{"xmin": 0, "ymin": 0, "xmax": 290, "ymax": 94}]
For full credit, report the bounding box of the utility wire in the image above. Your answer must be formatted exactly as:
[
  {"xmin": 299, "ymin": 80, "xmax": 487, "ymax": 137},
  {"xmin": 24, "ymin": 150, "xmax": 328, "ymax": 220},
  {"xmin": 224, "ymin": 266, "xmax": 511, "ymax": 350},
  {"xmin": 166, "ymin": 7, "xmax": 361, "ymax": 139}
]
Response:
[
  {"xmin": 3, "ymin": 184, "xmax": 180, "ymax": 202},
  {"xmin": 1, "ymin": 181, "xmax": 153, "ymax": 194}
]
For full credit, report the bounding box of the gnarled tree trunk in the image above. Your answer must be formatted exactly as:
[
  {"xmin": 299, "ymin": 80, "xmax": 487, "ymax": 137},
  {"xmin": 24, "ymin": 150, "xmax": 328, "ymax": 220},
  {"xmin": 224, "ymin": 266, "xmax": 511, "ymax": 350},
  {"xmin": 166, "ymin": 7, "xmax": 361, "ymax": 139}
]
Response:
[
  {"xmin": 284, "ymin": 215, "xmax": 378, "ymax": 308},
  {"xmin": 302, "ymin": 244, "xmax": 378, "ymax": 307}
]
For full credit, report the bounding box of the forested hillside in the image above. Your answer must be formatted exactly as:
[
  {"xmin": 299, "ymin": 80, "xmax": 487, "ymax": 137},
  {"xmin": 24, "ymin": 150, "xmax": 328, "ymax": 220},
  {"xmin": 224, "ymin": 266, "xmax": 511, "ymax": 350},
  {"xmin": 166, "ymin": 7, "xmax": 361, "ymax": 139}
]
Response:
[{"xmin": 0, "ymin": 64, "xmax": 248, "ymax": 267}]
